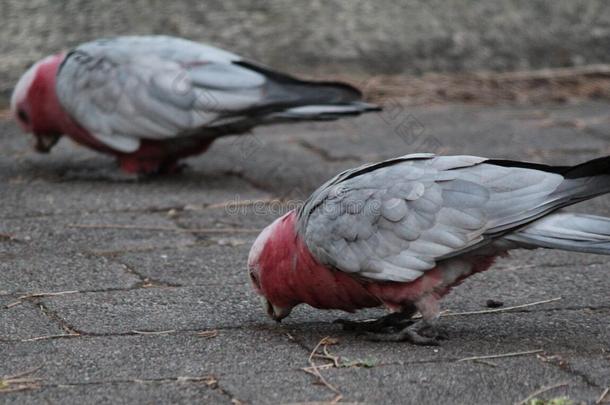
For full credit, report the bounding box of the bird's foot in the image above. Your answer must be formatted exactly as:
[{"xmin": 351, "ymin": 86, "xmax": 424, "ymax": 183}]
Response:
[
  {"xmin": 118, "ymin": 157, "xmax": 189, "ymax": 177},
  {"xmin": 334, "ymin": 312, "xmax": 414, "ymax": 334},
  {"xmin": 157, "ymin": 161, "xmax": 190, "ymax": 175},
  {"xmin": 364, "ymin": 321, "xmax": 445, "ymax": 346},
  {"xmin": 418, "ymin": 323, "xmax": 448, "ymax": 340}
]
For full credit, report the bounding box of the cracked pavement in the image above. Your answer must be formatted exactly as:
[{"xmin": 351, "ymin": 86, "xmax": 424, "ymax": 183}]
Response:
[{"xmin": 1, "ymin": 101, "xmax": 609, "ymax": 404}]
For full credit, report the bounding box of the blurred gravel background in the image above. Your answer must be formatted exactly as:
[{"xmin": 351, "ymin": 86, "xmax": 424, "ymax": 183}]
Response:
[{"xmin": 2, "ymin": 0, "xmax": 610, "ymax": 97}]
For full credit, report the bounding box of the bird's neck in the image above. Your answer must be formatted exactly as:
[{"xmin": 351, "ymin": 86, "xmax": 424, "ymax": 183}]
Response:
[{"xmin": 260, "ymin": 211, "xmax": 380, "ymax": 311}]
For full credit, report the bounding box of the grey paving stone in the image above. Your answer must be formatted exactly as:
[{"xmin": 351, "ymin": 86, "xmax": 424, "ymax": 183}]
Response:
[
  {"xmin": 37, "ymin": 283, "xmax": 384, "ymax": 335},
  {"xmin": 0, "ymin": 170, "xmax": 270, "ymax": 220},
  {"xmin": 0, "ymin": 382, "xmax": 230, "ymax": 405},
  {"xmin": 318, "ymin": 359, "xmax": 601, "ymax": 405},
  {"xmin": 219, "ymin": 370, "xmax": 329, "ymax": 405},
  {"xmin": 0, "ymin": 121, "xmax": 271, "ymax": 218},
  {"xmin": 283, "ymin": 309, "xmax": 610, "ymax": 362},
  {"xmin": 0, "ymin": 252, "xmax": 140, "ymax": 296},
  {"xmin": 565, "ymin": 355, "xmax": 610, "ymax": 388},
  {"xmin": 0, "ymin": 178, "xmax": 270, "ymax": 220},
  {"xmin": 443, "ymin": 260, "xmax": 610, "ymax": 312},
  {"xmin": 1, "ymin": 102, "xmax": 609, "ymax": 404},
  {"xmin": 0, "ymin": 330, "xmax": 308, "ymax": 385},
  {"xmin": 115, "ymin": 243, "xmax": 252, "ymax": 286},
  {"xmin": 263, "ymin": 310, "xmax": 609, "ymax": 403},
  {"xmin": 1, "ymin": 212, "xmax": 197, "ymax": 255},
  {"xmin": 0, "ymin": 297, "xmax": 63, "ymax": 341},
  {"xmin": 191, "ymin": 135, "xmax": 340, "ymax": 199},
  {"xmin": 280, "ymin": 103, "xmax": 610, "ymax": 165},
  {"xmin": 39, "ymin": 285, "xmax": 259, "ymax": 334},
  {"xmin": 173, "ymin": 205, "xmax": 285, "ymax": 234}
]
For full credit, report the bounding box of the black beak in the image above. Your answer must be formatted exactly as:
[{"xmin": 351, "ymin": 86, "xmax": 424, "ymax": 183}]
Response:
[{"xmin": 34, "ymin": 134, "xmax": 61, "ymax": 153}]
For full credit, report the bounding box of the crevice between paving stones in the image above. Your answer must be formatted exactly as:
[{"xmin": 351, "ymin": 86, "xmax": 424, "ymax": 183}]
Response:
[
  {"xmin": 4, "ymin": 377, "xmax": 244, "ymax": 404},
  {"xmin": 2, "ymin": 319, "xmax": 607, "ymax": 370},
  {"xmin": 0, "ymin": 204, "xmax": 191, "ymax": 221},
  {"xmin": 296, "ymin": 139, "xmax": 361, "ymax": 163},
  {"xmin": 107, "ymin": 256, "xmax": 183, "ymax": 288},
  {"xmin": 0, "ymin": 280, "xmax": 251, "ymax": 302},
  {"xmin": 0, "ymin": 194, "xmax": 274, "ymax": 220},
  {"xmin": 220, "ymin": 168, "xmax": 278, "ymax": 196},
  {"xmin": 36, "ymin": 301, "xmax": 81, "ymax": 335},
  {"xmin": 4, "ymin": 295, "xmax": 607, "ymax": 358}
]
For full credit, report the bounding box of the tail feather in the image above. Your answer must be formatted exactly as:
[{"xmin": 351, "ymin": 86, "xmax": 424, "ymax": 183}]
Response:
[
  {"xmin": 551, "ymin": 157, "xmax": 610, "ymax": 207},
  {"xmin": 268, "ymin": 102, "xmax": 381, "ymax": 121},
  {"xmin": 235, "ymin": 60, "xmax": 380, "ymax": 120},
  {"xmin": 507, "ymin": 213, "xmax": 610, "ymax": 255},
  {"xmin": 564, "ymin": 155, "xmax": 610, "ymax": 178}
]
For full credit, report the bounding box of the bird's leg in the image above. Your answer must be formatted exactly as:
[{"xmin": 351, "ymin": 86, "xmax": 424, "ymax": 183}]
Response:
[
  {"xmin": 364, "ymin": 295, "xmax": 444, "ymax": 345},
  {"xmin": 334, "ymin": 305, "xmax": 417, "ymax": 333}
]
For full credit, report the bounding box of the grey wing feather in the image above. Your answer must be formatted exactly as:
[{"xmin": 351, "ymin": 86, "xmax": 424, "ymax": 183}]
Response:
[
  {"xmin": 299, "ymin": 154, "xmax": 579, "ymax": 283},
  {"xmin": 56, "ymin": 36, "xmax": 271, "ymax": 152}
]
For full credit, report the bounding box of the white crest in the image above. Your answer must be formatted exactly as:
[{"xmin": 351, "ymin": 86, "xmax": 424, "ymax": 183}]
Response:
[{"xmin": 247, "ymin": 215, "xmax": 287, "ymax": 268}]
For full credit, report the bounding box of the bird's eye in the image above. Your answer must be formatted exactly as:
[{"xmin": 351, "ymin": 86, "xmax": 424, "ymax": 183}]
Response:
[
  {"xmin": 17, "ymin": 109, "xmax": 29, "ymax": 124},
  {"xmin": 250, "ymin": 272, "xmax": 259, "ymax": 286}
]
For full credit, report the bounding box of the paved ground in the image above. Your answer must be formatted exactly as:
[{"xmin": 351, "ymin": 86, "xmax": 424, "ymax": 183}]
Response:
[{"xmin": 0, "ymin": 101, "xmax": 609, "ymax": 404}]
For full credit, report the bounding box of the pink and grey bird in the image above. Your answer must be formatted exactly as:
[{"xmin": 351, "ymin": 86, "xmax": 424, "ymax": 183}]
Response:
[
  {"xmin": 248, "ymin": 153, "xmax": 610, "ymax": 344},
  {"xmin": 11, "ymin": 35, "xmax": 378, "ymax": 174}
]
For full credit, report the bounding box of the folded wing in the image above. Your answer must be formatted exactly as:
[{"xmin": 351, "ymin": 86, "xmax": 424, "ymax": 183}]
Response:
[{"xmin": 299, "ymin": 154, "xmax": 583, "ymax": 282}]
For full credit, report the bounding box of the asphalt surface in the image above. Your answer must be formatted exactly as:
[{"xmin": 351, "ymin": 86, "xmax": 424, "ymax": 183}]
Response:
[{"xmin": 0, "ymin": 101, "xmax": 609, "ymax": 404}]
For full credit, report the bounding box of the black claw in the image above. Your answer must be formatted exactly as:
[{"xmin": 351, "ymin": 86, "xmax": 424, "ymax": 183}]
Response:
[
  {"xmin": 333, "ymin": 313, "xmax": 415, "ymax": 334},
  {"xmin": 364, "ymin": 329, "xmax": 441, "ymax": 346}
]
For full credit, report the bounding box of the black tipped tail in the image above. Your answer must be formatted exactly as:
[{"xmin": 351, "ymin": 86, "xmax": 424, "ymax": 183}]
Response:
[
  {"xmin": 564, "ymin": 155, "xmax": 610, "ymax": 178},
  {"xmin": 234, "ymin": 60, "xmax": 381, "ymax": 120}
]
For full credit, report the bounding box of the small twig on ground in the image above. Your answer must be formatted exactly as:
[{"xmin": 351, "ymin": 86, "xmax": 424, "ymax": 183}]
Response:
[
  {"xmin": 597, "ymin": 387, "xmax": 610, "ymax": 404},
  {"xmin": 302, "ymin": 364, "xmax": 335, "ymax": 372},
  {"xmin": 131, "ymin": 330, "xmax": 176, "ymax": 335},
  {"xmin": 514, "ymin": 381, "xmax": 569, "ymax": 405},
  {"xmin": 2, "ymin": 367, "xmax": 42, "ymax": 381},
  {"xmin": 0, "ymin": 233, "xmax": 19, "ymax": 242},
  {"xmin": 489, "ymin": 64, "xmax": 610, "ymax": 82},
  {"xmin": 4, "ymin": 301, "xmax": 23, "ymax": 309},
  {"xmin": 67, "ymin": 224, "xmax": 259, "ymax": 234},
  {"xmin": 17, "ymin": 291, "xmax": 79, "ymax": 300},
  {"xmin": 5, "ymin": 290, "xmax": 80, "ymax": 308},
  {"xmin": 302, "ymin": 336, "xmax": 343, "ymax": 403},
  {"xmin": 196, "ymin": 330, "xmax": 219, "ymax": 338},
  {"xmin": 473, "ymin": 359, "xmax": 498, "ymax": 367},
  {"xmin": 176, "ymin": 375, "xmax": 218, "ymax": 386},
  {"xmin": 21, "ymin": 333, "xmax": 80, "ymax": 342},
  {"xmin": 0, "ymin": 367, "xmax": 43, "ymax": 393},
  {"xmin": 458, "ymin": 349, "xmax": 542, "ymax": 363},
  {"xmin": 442, "ymin": 297, "xmax": 562, "ymax": 317},
  {"xmin": 323, "ymin": 345, "xmax": 341, "ymax": 368}
]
